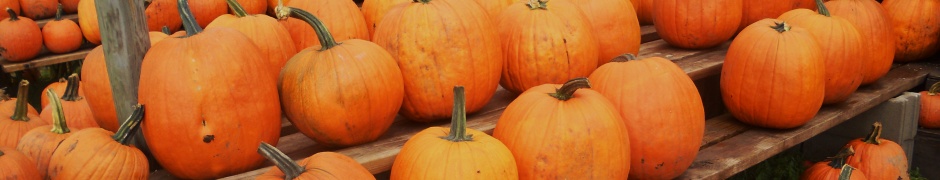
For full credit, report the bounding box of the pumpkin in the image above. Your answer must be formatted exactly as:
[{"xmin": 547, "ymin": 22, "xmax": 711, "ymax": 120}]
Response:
[
  {"xmin": 824, "ymin": 0, "xmax": 894, "ymax": 85},
  {"xmin": 47, "ymin": 105, "xmax": 149, "ymax": 179},
  {"xmin": 277, "ymin": 7, "xmax": 403, "ymax": 147},
  {"xmin": 373, "ymin": 0, "xmax": 502, "ymax": 122},
  {"xmin": 630, "ymin": 0, "xmax": 653, "ymax": 25},
  {"xmin": 497, "ymin": 0, "xmax": 598, "ymax": 94},
  {"xmin": 40, "ymin": 77, "xmax": 85, "ymax": 109},
  {"xmin": 588, "ymin": 54, "xmax": 704, "ymax": 179},
  {"xmin": 0, "ymin": 80, "xmax": 46, "ymax": 147},
  {"xmin": 721, "ymin": 20, "xmax": 825, "ymax": 129},
  {"xmin": 844, "ymin": 122, "xmax": 910, "ymax": 180},
  {"xmin": 0, "ymin": 8, "xmax": 42, "ymax": 62},
  {"xmin": 360, "ymin": 0, "xmax": 409, "ymax": 38},
  {"xmin": 188, "ymin": 0, "xmax": 227, "ymax": 28},
  {"xmin": 39, "ymin": 74, "xmax": 98, "ymax": 130},
  {"xmin": 145, "ymin": 0, "xmax": 183, "ymax": 32},
  {"xmin": 0, "ymin": 147, "xmax": 42, "ymax": 180},
  {"xmin": 138, "ymin": 0, "xmax": 282, "ymax": 178},
  {"xmin": 278, "ymin": 0, "xmax": 368, "ymax": 52},
  {"xmin": 18, "ymin": 0, "xmax": 54, "ymax": 19},
  {"xmin": 16, "ymin": 89, "xmax": 74, "ymax": 180},
  {"xmin": 233, "ymin": 0, "xmax": 266, "ymax": 14},
  {"xmin": 882, "ymin": 0, "xmax": 940, "ymax": 61},
  {"xmin": 256, "ymin": 142, "xmax": 375, "ymax": 180},
  {"xmin": 77, "ymin": 0, "xmax": 101, "ymax": 44},
  {"xmin": 920, "ymin": 82, "xmax": 940, "ymax": 128},
  {"xmin": 778, "ymin": 0, "xmax": 863, "ymax": 104},
  {"xmin": 42, "ymin": 4, "xmax": 83, "ymax": 54},
  {"xmin": 60, "ymin": 0, "xmax": 77, "ymax": 13},
  {"xmin": 391, "ymin": 86, "xmax": 518, "ymax": 179},
  {"xmin": 740, "ymin": 0, "xmax": 818, "ymax": 32},
  {"xmin": 471, "ymin": 0, "xmax": 514, "ymax": 18},
  {"xmin": 801, "ymin": 146, "xmax": 868, "ymax": 180},
  {"xmin": 653, "ymin": 0, "xmax": 741, "ymax": 49},
  {"xmin": 149, "ymin": 26, "xmax": 171, "ymax": 43},
  {"xmin": 569, "ymin": 0, "xmax": 641, "ymax": 64},
  {"xmin": 207, "ymin": 0, "xmax": 295, "ymax": 76},
  {"xmin": 493, "ymin": 78, "xmax": 631, "ymax": 179},
  {"xmin": 0, "ymin": 0, "xmax": 18, "ymax": 20}
]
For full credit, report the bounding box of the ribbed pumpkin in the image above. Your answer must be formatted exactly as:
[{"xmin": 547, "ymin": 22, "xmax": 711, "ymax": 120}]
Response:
[
  {"xmin": 40, "ymin": 78, "xmax": 84, "ymax": 109},
  {"xmin": 138, "ymin": 0, "xmax": 282, "ymax": 178},
  {"xmin": 0, "ymin": 8, "xmax": 42, "ymax": 62},
  {"xmin": 653, "ymin": 0, "xmax": 741, "ymax": 49},
  {"xmin": 569, "ymin": 0, "xmax": 640, "ymax": 64},
  {"xmin": 588, "ymin": 54, "xmax": 704, "ymax": 179},
  {"xmin": 188, "ymin": 0, "xmax": 227, "ymax": 28},
  {"xmin": 18, "ymin": 0, "xmax": 54, "ymax": 19},
  {"xmin": 47, "ymin": 106, "xmax": 149, "ymax": 179},
  {"xmin": 630, "ymin": 0, "xmax": 653, "ymax": 24},
  {"xmin": 145, "ymin": 0, "xmax": 183, "ymax": 32},
  {"xmin": 882, "ymin": 0, "xmax": 940, "ymax": 62},
  {"xmin": 42, "ymin": 4, "xmax": 82, "ymax": 54},
  {"xmin": 721, "ymin": 20, "xmax": 825, "ymax": 129},
  {"xmin": 360, "ymin": 0, "xmax": 409, "ymax": 38},
  {"xmin": 233, "ymin": 0, "xmax": 266, "ymax": 14},
  {"xmin": 0, "ymin": 147, "xmax": 42, "ymax": 180},
  {"xmin": 77, "ymin": 0, "xmax": 101, "ymax": 44},
  {"xmin": 0, "ymin": 80, "xmax": 46, "ymax": 147},
  {"xmin": 739, "ymin": 0, "xmax": 817, "ymax": 32},
  {"xmin": 778, "ymin": 0, "xmax": 863, "ymax": 104},
  {"xmin": 497, "ymin": 0, "xmax": 598, "ymax": 94},
  {"xmin": 277, "ymin": 7, "xmax": 403, "ymax": 147},
  {"xmin": 845, "ymin": 122, "xmax": 910, "ymax": 180},
  {"xmin": 801, "ymin": 147, "xmax": 868, "ymax": 180},
  {"xmin": 920, "ymin": 82, "xmax": 940, "ymax": 128},
  {"xmin": 824, "ymin": 0, "xmax": 894, "ymax": 85},
  {"xmin": 471, "ymin": 0, "xmax": 514, "ymax": 18},
  {"xmin": 0, "ymin": 0, "xmax": 18, "ymax": 20},
  {"xmin": 391, "ymin": 86, "xmax": 518, "ymax": 179},
  {"xmin": 16, "ymin": 89, "xmax": 73, "ymax": 180},
  {"xmin": 40, "ymin": 74, "xmax": 98, "ymax": 130},
  {"xmin": 373, "ymin": 0, "xmax": 502, "ymax": 122},
  {"xmin": 207, "ymin": 0, "xmax": 296, "ymax": 75},
  {"xmin": 278, "ymin": 0, "xmax": 368, "ymax": 52},
  {"xmin": 493, "ymin": 78, "xmax": 631, "ymax": 179},
  {"xmin": 256, "ymin": 142, "xmax": 375, "ymax": 180}
]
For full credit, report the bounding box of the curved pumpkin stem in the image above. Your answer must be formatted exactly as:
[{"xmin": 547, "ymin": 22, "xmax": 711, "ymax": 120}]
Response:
[
  {"xmin": 225, "ymin": 0, "xmax": 249, "ymax": 17},
  {"xmin": 60, "ymin": 74, "xmax": 81, "ymax": 101},
  {"xmin": 281, "ymin": 6, "xmax": 339, "ymax": 50},
  {"xmin": 46, "ymin": 89, "xmax": 71, "ymax": 134},
  {"xmin": 927, "ymin": 81, "xmax": 940, "ymax": 95},
  {"xmin": 55, "ymin": 4, "xmax": 64, "ymax": 21},
  {"xmin": 161, "ymin": 26, "xmax": 171, "ymax": 35},
  {"xmin": 815, "ymin": 0, "xmax": 830, "ymax": 17},
  {"xmin": 550, "ymin": 77, "xmax": 591, "ymax": 101},
  {"xmin": 5, "ymin": 8, "xmax": 18, "ymax": 21},
  {"xmin": 771, "ymin": 21, "xmax": 791, "ymax": 33},
  {"xmin": 258, "ymin": 142, "xmax": 305, "ymax": 180},
  {"xmin": 838, "ymin": 164, "xmax": 856, "ymax": 180},
  {"xmin": 527, "ymin": 0, "xmax": 548, "ymax": 10},
  {"xmin": 826, "ymin": 146, "xmax": 855, "ymax": 168},
  {"xmin": 862, "ymin": 122, "xmax": 883, "ymax": 145},
  {"xmin": 112, "ymin": 105, "xmax": 145, "ymax": 145},
  {"xmin": 443, "ymin": 86, "xmax": 473, "ymax": 142},
  {"xmin": 177, "ymin": 0, "xmax": 203, "ymax": 36},
  {"xmin": 611, "ymin": 54, "xmax": 639, "ymax": 63},
  {"xmin": 10, "ymin": 80, "xmax": 31, "ymax": 121}
]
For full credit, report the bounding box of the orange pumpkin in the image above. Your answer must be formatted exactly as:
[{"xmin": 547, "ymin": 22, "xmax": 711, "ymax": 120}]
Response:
[
  {"xmin": 233, "ymin": 0, "xmax": 266, "ymax": 14},
  {"xmin": 42, "ymin": 4, "xmax": 83, "ymax": 54},
  {"xmin": 360, "ymin": 0, "xmax": 409, "ymax": 38},
  {"xmin": 721, "ymin": 20, "xmax": 825, "ymax": 129},
  {"xmin": 654, "ymin": 0, "xmax": 741, "ymax": 49},
  {"xmin": 824, "ymin": 0, "xmax": 895, "ymax": 85},
  {"xmin": 16, "ymin": 89, "xmax": 74, "ymax": 180},
  {"xmin": 207, "ymin": 0, "xmax": 296, "ymax": 76},
  {"xmin": 60, "ymin": 0, "xmax": 77, "ymax": 13},
  {"xmin": 278, "ymin": 0, "xmax": 368, "ymax": 52},
  {"xmin": 0, "ymin": 8, "xmax": 42, "ymax": 62},
  {"xmin": 256, "ymin": 142, "xmax": 375, "ymax": 180},
  {"xmin": 145, "ymin": 0, "xmax": 183, "ymax": 32},
  {"xmin": 493, "ymin": 78, "xmax": 631, "ymax": 179},
  {"xmin": 40, "ymin": 78, "xmax": 84, "ymax": 109},
  {"xmin": 844, "ymin": 122, "xmax": 910, "ymax": 180},
  {"xmin": 920, "ymin": 82, "xmax": 940, "ymax": 128},
  {"xmin": 630, "ymin": 0, "xmax": 653, "ymax": 25},
  {"xmin": 391, "ymin": 86, "xmax": 518, "ymax": 179},
  {"xmin": 0, "ymin": 147, "xmax": 42, "ymax": 180},
  {"xmin": 149, "ymin": 27, "xmax": 170, "ymax": 43},
  {"xmin": 77, "ymin": 0, "xmax": 101, "ymax": 44},
  {"xmin": 188, "ymin": 0, "xmax": 227, "ymax": 28},
  {"xmin": 497, "ymin": 0, "xmax": 598, "ymax": 94},
  {"xmin": 47, "ymin": 105, "xmax": 149, "ymax": 179},
  {"xmin": 40, "ymin": 74, "xmax": 98, "ymax": 130},
  {"xmin": 882, "ymin": 0, "xmax": 940, "ymax": 61},
  {"xmin": 0, "ymin": 80, "xmax": 46, "ymax": 147},
  {"xmin": 740, "ymin": 0, "xmax": 818, "ymax": 32},
  {"xmin": 801, "ymin": 147, "xmax": 868, "ymax": 180},
  {"xmin": 18, "ymin": 0, "xmax": 54, "ymax": 19},
  {"xmin": 471, "ymin": 0, "xmax": 513, "ymax": 18},
  {"xmin": 374, "ymin": 0, "xmax": 502, "ymax": 122},
  {"xmin": 778, "ymin": 0, "xmax": 863, "ymax": 104},
  {"xmin": 0, "ymin": 0, "xmax": 19, "ymax": 20},
  {"xmin": 138, "ymin": 0, "xmax": 282, "ymax": 178},
  {"xmin": 277, "ymin": 7, "xmax": 403, "ymax": 147},
  {"xmin": 569, "ymin": 0, "xmax": 640, "ymax": 64},
  {"xmin": 589, "ymin": 54, "xmax": 704, "ymax": 179}
]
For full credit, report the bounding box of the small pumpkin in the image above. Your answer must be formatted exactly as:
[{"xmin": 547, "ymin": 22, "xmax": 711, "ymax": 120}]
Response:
[
  {"xmin": 278, "ymin": 0, "xmax": 369, "ymax": 52},
  {"xmin": 0, "ymin": 147, "xmax": 42, "ymax": 180},
  {"xmin": 0, "ymin": 80, "xmax": 46, "ymax": 147},
  {"xmin": 207, "ymin": 0, "xmax": 296, "ymax": 76},
  {"xmin": 824, "ymin": 0, "xmax": 895, "ymax": 85},
  {"xmin": 47, "ymin": 105, "xmax": 149, "ymax": 179},
  {"xmin": 256, "ymin": 142, "xmax": 375, "ymax": 180},
  {"xmin": 233, "ymin": 0, "xmax": 266, "ymax": 14},
  {"xmin": 77, "ymin": 0, "xmax": 101, "ymax": 44},
  {"xmin": 18, "ymin": 0, "xmax": 55, "ymax": 19},
  {"xmin": 145, "ymin": 0, "xmax": 183, "ymax": 32},
  {"xmin": 920, "ymin": 82, "xmax": 940, "ymax": 128},
  {"xmin": 391, "ymin": 86, "xmax": 518, "ymax": 179},
  {"xmin": 42, "ymin": 4, "xmax": 83, "ymax": 54},
  {"xmin": 569, "ymin": 0, "xmax": 641, "ymax": 64},
  {"xmin": 630, "ymin": 0, "xmax": 653, "ymax": 25},
  {"xmin": 40, "ymin": 74, "xmax": 98, "ymax": 130},
  {"xmin": 0, "ymin": 8, "xmax": 42, "ymax": 62},
  {"xmin": 16, "ymin": 89, "xmax": 74, "ymax": 180},
  {"xmin": 360, "ymin": 0, "xmax": 410, "ymax": 38},
  {"xmin": 882, "ymin": 0, "xmax": 940, "ymax": 61},
  {"xmin": 493, "ymin": 78, "xmax": 631, "ymax": 179},
  {"xmin": 653, "ymin": 0, "xmax": 741, "ymax": 49},
  {"xmin": 0, "ymin": 0, "xmax": 18, "ymax": 20},
  {"xmin": 801, "ymin": 146, "xmax": 868, "ymax": 180},
  {"xmin": 844, "ymin": 122, "xmax": 910, "ymax": 180}
]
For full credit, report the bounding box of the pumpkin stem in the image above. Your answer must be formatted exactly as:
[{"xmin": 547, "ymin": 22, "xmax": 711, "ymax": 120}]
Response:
[
  {"xmin": 60, "ymin": 74, "xmax": 81, "ymax": 101},
  {"xmin": 526, "ymin": 0, "xmax": 548, "ymax": 10},
  {"xmin": 838, "ymin": 164, "xmax": 857, "ymax": 180},
  {"xmin": 549, "ymin": 77, "xmax": 591, "ymax": 101},
  {"xmin": 815, "ymin": 0, "xmax": 830, "ymax": 17},
  {"xmin": 177, "ymin": 0, "xmax": 203, "ymax": 36},
  {"xmin": 442, "ymin": 86, "xmax": 474, "ymax": 142},
  {"xmin": 927, "ymin": 81, "xmax": 940, "ymax": 95},
  {"xmin": 610, "ymin": 54, "xmax": 639, "ymax": 63},
  {"xmin": 55, "ymin": 4, "xmax": 64, "ymax": 21},
  {"xmin": 46, "ymin": 89, "xmax": 70, "ymax": 134},
  {"xmin": 826, "ymin": 146, "xmax": 855, "ymax": 168},
  {"xmin": 281, "ymin": 7, "xmax": 339, "ymax": 50},
  {"xmin": 5, "ymin": 8, "xmax": 18, "ymax": 21},
  {"xmin": 10, "ymin": 80, "xmax": 31, "ymax": 121},
  {"xmin": 161, "ymin": 26, "xmax": 171, "ymax": 35},
  {"xmin": 771, "ymin": 21, "xmax": 791, "ymax": 33},
  {"xmin": 225, "ymin": 0, "xmax": 249, "ymax": 17},
  {"xmin": 258, "ymin": 142, "xmax": 305, "ymax": 180},
  {"xmin": 862, "ymin": 122, "xmax": 883, "ymax": 145},
  {"xmin": 112, "ymin": 105, "xmax": 145, "ymax": 145},
  {"xmin": 275, "ymin": 0, "xmax": 289, "ymax": 19}
]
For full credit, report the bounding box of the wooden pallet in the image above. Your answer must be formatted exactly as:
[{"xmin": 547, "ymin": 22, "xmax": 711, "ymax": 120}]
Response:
[{"xmin": 1, "ymin": 14, "xmax": 89, "ymax": 72}]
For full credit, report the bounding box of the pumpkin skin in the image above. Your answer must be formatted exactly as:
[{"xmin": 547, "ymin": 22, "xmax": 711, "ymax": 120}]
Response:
[
  {"xmin": 0, "ymin": 8, "xmax": 43, "ymax": 62},
  {"xmin": 60, "ymin": 0, "xmax": 77, "ymax": 13},
  {"xmin": 920, "ymin": 82, "xmax": 940, "ymax": 128},
  {"xmin": 801, "ymin": 147, "xmax": 868, "ymax": 180},
  {"xmin": 654, "ymin": 0, "xmax": 741, "ymax": 49},
  {"xmin": 778, "ymin": 2, "xmax": 863, "ymax": 105},
  {"xmin": 39, "ymin": 74, "xmax": 99, "ymax": 130},
  {"xmin": 360, "ymin": 0, "xmax": 410, "ymax": 38},
  {"xmin": 18, "ymin": 0, "xmax": 54, "ymax": 19},
  {"xmin": 0, "ymin": 0, "xmax": 19, "ymax": 20},
  {"xmin": 588, "ymin": 54, "xmax": 704, "ymax": 180},
  {"xmin": 207, "ymin": 0, "xmax": 296, "ymax": 76},
  {"xmin": 824, "ymin": 0, "xmax": 894, "ymax": 85},
  {"xmin": 493, "ymin": 78, "xmax": 631, "ymax": 179},
  {"xmin": 16, "ymin": 89, "xmax": 74, "ymax": 180},
  {"xmin": 40, "ymin": 78, "xmax": 85, "ymax": 110},
  {"xmin": 278, "ymin": 0, "xmax": 369, "ymax": 52},
  {"xmin": 471, "ymin": 0, "xmax": 514, "ymax": 19},
  {"xmin": 721, "ymin": 20, "xmax": 825, "ymax": 129},
  {"xmin": 497, "ymin": 0, "xmax": 599, "ymax": 94},
  {"xmin": 630, "ymin": 0, "xmax": 653, "ymax": 24},
  {"xmin": 882, "ymin": 0, "xmax": 940, "ymax": 61},
  {"xmin": 569, "ymin": 0, "xmax": 641, "ymax": 64},
  {"xmin": 188, "ymin": 0, "xmax": 227, "ymax": 28},
  {"xmin": 740, "ymin": 0, "xmax": 817, "ymax": 32},
  {"xmin": 256, "ymin": 143, "xmax": 375, "ymax": 180},
  {"xmin": 42, "ymin": 5, "xmax": 83, "ymax": 54},
  {"xmin": 374, "ymin": 0, "xmax": 502, "ymax": 122},
  {"xmin": 0, "ymin": 81, "xmax": 47, "ymax": 147},
  {"xmin": 844, "ymin": 122, "xmax": 910, "ymax": 180},
  {"xmin": 145, "ymin": 0, "xmax": 183, "ymax": 32},
  {"xmin": 0, "ymin": 147, "xmax": 42, "ymax": 180},
  {"xmin": 233, "ymin": 0, "xmax": 266, "ymax": 14},
  {"xmin": 47, "ymin": 106, "xmax": 149, "ymax": 180},
  {"xmin": 77, "ymin": 0, "xmax": 101, "ymax": 44}
]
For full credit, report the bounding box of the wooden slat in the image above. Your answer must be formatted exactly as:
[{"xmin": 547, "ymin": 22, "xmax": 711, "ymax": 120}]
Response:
[
  {"xmin": 36, "ymin": 14, "xmax": 79, "ymax": 28},
  {"xmin": 0, "ymin": 45, "xmax": 94, "ymax": 72},
  {"xmin": 640, "ymin": 25, "xmax": 658, "ymax": 43}
]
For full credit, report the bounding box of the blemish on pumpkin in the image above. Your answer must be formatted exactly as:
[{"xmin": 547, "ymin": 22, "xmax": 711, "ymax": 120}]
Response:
[
  {"xmin": 202, "ymin": 120, "xmax": 206, "ymax": 126},
  {"xmin": 640, "ymin": 158, "xmax": 644, "ymax": 164},
  {"xmin": 655, "ymin": 162, "xmax": 664, "ymax": 169},
  {"xmin": 203, "ymin": 135, "xmax": 215, "ymax": 143},
  {"xmin": 67, "ymin": 141, "xmax": 78, "ymax": 152},
  {"xmin": 476, "ymin": 170, "xmax": 481, "ymax": 174}
]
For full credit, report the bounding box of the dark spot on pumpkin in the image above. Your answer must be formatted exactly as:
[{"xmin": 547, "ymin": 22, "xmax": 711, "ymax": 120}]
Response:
[
  {"xmin": 562, "ymin": 38, "xmax": 567, "ymax": 44},
  {"xmin": 67, "ymin": 141, "xmax": 78, "ymax": 152},
  {"xmin": 202, "ymin": 120, "xmax": 206, "ymax": 126},
  {"xmin": 655, "ymin": 162, "xmax": 664, "ymax": 169},
  {"xmin": 640, "ymin": 158, "xmax": 644, "ymax": 164},
  {"xmin": 225, "ymin": 142, "xmax": 230, "ymax": 148},
  {"xmin": 203, "ymin": 135, "xmax": 215, "ymax": 143},
  {"xmin": 476, "ymin": 170, "xmax": 481, "ymax": 174}
]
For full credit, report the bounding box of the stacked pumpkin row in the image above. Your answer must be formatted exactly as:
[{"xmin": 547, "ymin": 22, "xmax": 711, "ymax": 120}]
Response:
[
  {"xmin": 0, "ymin": 4, "xmax": 84, "ymax": 62},
  {"xmin": 801, "ymin": 122, "xmax": 910, "ymax": 180}
]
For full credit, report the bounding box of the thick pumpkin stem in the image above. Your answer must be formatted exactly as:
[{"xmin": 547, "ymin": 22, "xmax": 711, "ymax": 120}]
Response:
[
  {"xmin": 55, "ymin": 4, "xmax": 64, "ymax": 21},
  {"xmin": 282, "ymin": 7, "xmax": 339, "ymax": 50},
  {"xmin": 225, "ymin": 0, "xmax": 249, "ymax": 17},
  {"xmin": 60, "ymin": 74, "xmax": 81, "ymax": 101},
  {"xmin": 177, "ymin": 0, "xmax": 203, "ymax": 36},
  {"xmin": 927, "ymin": 81, "xmax": 940, "ymax": 95},
  {"xmin": 10, "ymin": 80, "xmax": 30, "ymax": 121},
  {"xmin": 862, "ymin": 122, "xmax": 883, "ymax": 145},
  {"xmin": 113, "ymin": 105, "xmax": 145, "ymax": 145},
  {"xmin": 258, "ymin": 142, "xmax": 305, "ymax": 180},
  {"xmin": 5, "ymin": 8, "xmax": 18, "ymax": 21},
  {"xmin": 46, "ymin": 89, "xmax": 70, "ymax": 134},
  {"xmin": 527, "ymin": 0, "xmax": 548, "ymax": 10},
  {"xmin": 610, "ymin": 54, "xmax": 639, "ymax": 63},
  {"xmin": 838, "ymin": 164, "xmax": 856, "ymax": 180},
  {"xmin": 550, "ymin": 77, "xmax": 591, "ymax": 101},
  {"xmin": 771, "ymin": 21, "xmax": 791, "ymax": 33},
  {"xmin": 442, "ymin": 86, "xmax": 474, "ymax": 142},
  {"xmin": 815, "ymin": 0, "xmax": 830, "ymax": 17},
  {"xmin": 161, "ymin": 26, "xmax": 171, "ymax": 35},
  {"xmin": 827, "ymin": 146, "xmax": 855, "ymax": 168}
]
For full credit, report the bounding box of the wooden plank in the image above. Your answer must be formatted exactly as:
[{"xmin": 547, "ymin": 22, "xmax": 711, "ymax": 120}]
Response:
[
  {"xmin": 36, "ymin": 14, "xmax": 79, "ymax": 28},
  {"xmin": 701, "ymin": 114, "xmax": 748, "ymax": 149},
  {"xmin": 0, "ymin": 46, "xmax": 94, "ymax": 72},
  {"xmin": 95, "ymin": 0, "xmax": 150, "ymax": 123},
  {"xmin": 640, "ymin": 25, "xmax": 658, "ymax": 43}
]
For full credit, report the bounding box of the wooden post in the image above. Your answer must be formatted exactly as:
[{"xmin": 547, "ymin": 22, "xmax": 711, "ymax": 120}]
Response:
[{"xmin": 94, "ymin": 0, "xmax": 150, "ymax": 123}]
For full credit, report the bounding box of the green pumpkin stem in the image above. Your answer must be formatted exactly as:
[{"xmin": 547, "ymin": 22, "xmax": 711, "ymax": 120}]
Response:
[
  {"xmin": 826, "ymin": 146, "xmax": 855, "ymax": 168},
  {"xmin": 112, "ymin": 105, "xmax": 145, "ymax": 145},
  {"xmin": 177, "ymin": 0, "xmax": 203, "ymax": 36},
  {"xmin": 442, "ymin": 86, "xmax": 473, "ymax": 142},
  {"xmin": 225, "ymin": 0, "xmax": 249, "ymax": 17},
  {"xmin": 46, "ymin": 89, "xmax": 70, "ymax": 134},
  {"xmin": 60, "ymin": 74, "xmax": 81, "ymax": 101},
  {"xmin": 815, "ymin": 0, "xmax": 830, "ymax": 17},
  {"xmin": 771, "ymin": 21, "xmax": 791, "ymax": 33},
  {"xmin": 5, "ymin": 8, "xmax": 18, "ymax": 21},
  {"xmin": 549, "ymin": 77, "xmax": 591, "ymax": 101},
  {"xmin": 280, "ymin": 7, "xmax": 339, "ymax": 50},
  {"xmin": 862, "ymin": 122, "xmax": 883, "ymax": 145},
  {"xmin": 10, "ymin": 80, "xmax": 31, "ymax": 121},
  {"xmin": 611, "ymin": 54, "xmax": 638, "ymax": 63},
  {"xmin": 161, "ymin": 26, "xmax": 171, "ymax": 35},
  {"xmin": 838, "ymin": 164, "xmax": 856, "ymax": 180},
  {"xmin": 527, "ymin": 0, "xmax": 548, "ymax": 9},
  {"xmin": 258, "ymin": 142, "xmax": 305, "ymax": 180},
  {"xmin": 55, "ymin": 4, "xmax": 64, "ymax": 21},
  {"xmin": 927, "ymin": 81, "xmax": 940, "ymax": 95}
]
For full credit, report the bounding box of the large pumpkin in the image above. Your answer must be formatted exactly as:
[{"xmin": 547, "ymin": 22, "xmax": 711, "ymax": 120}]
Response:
[
  {"xmin": 471, "ymin": 0, "xmax": 514, "ymax": 19},
  {"xmin": 60, "ymin": 0, "xmax": 77, "ymax": 13},
  {"xmin": 188, "ymin": 0, "xmax": 227, "ymax": 28},
  {"xmin": 278, "ymin": 0, "xmax": 368, "ymax": 52},
  {"xmin": 653, "ymin": 0, "xmax": 741, "ymax": 49},
  {"xmin": 77, "ymin": 0, "xmax": 101, "ymax": 44},
  {"xmin": 138, "ymin": 0, "xmax": 282, "ymax": 178},
  {"xmin": 740, "ymin": 0, "xmax": 818, "ymax": 32},
  {"xmin": 0, "ymin": 147, "xmax": 42, "ymax": 180},
  {"xmin": 145, "ymin": 0, "xmax": 183, "ymax": 32},
  {"xmin": 18, "ymin": 0, "xmax": 54, "ymax": 19},
  {"xmin": 207, "ymin": 0, "xmax": 296, "ymax": 75},
  {"xmin": 360, "ymin": 0, "xmax": 410, "ymax": 38},
  {"xmin": 16, "ymin": 89, "xmax": 73, "ymax": 180},
  {"xmin": 493, "ymin": 78, "xmax": 631, "ymax": 179},
  {"xmin": 391, "ymin": 86, "xmax": 518, "ymax": 179},
  {"xmin": 497, "ymin": 0, "xmax": 598, "ymax": 94},
  {"xmin": 588, "ymin": 54, "xmax": 704, "ymax": 179},
  {"xmin": 882, "ymin": 0, "xmax": 940, "ymax": 61},
  {"xmin": 778, "ymin": 0, "xmax": 863, "ymax": 104},
  {"xmin": 630, "ymin": 0, "xmax": 653, "ymax": 24},
  {"xmin": 801, "ymin": 147, "xmax": 868, "ymax": 180},
  {"xmin": 569, "ymin": 0, "xmax": 641, "ymax": 64},
  {"xmin": 233, "ymin": 0, "xmax": 266, "ymax": 14},
  {"xmin": 256, "ymin": 142, "xmax": 375, "ymax": 180},
  {"xmin": 277, "ymin": 7, "xmax": 403, "ymax": 147},
  {"xmin": 47, "ymin": 106, "xmax": 149, "ymax": 179},
  {"xmin": 42, "ymin": 4, "xmax": 83, "ymax": 54},
  {"xmin": 39, "ymin": 74, "xmax": 98, "ymax": 130},
  {"xmin": 845, "ymin": 122, "xmax": 910, "ymax": 180},
  {"xmin": 824, "ymin": 0, "xmax": 894, "ymax": 85},
  {"xmin": 0, "ymin": 80, "xmax": 46, "ymax": 147},
  {"xmin": 920, "ymin": 82, "xmax": 940, "ymax": 128},
  {"xmin": 0, "ymin": 0, "xmax": 18, "ymax": 20},
  {"xmin": 721, "ymin": 20, "xmax": 825, "ymax": 129},
  {"xmin": 0, "ymin": 8, "xmax": 42, "ymax": 62},
  {"xmin": 373, "ymin": 0, "xmax": 502, "ymax": 122}
]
